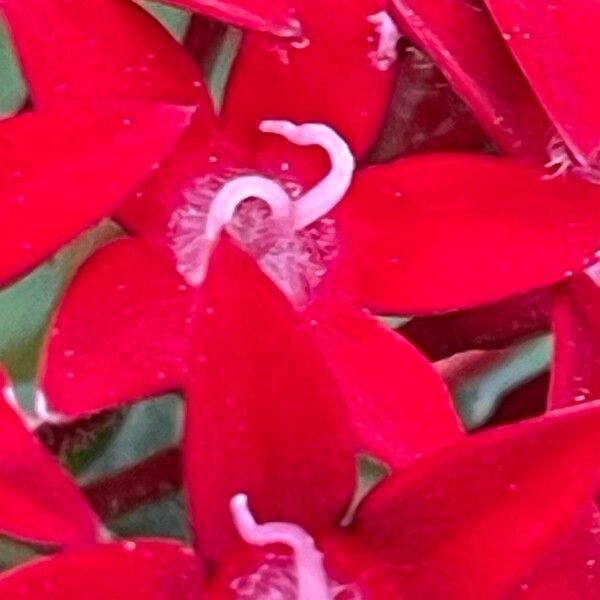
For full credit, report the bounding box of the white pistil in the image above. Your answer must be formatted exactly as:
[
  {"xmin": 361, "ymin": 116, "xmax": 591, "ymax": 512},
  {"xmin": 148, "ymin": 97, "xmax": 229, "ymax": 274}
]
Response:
[
  {"xmin": 180, "ymin": 176, "xmax": 295, "ymax": 286},
  {"xmin": 367, "ymin": 11, "xmax": 401, "ymax": 71},
  {"xmin": 205, "ymin": 176, "xmax": 293, "ymax": 241},
  {"xmin": 230, "ymin": 494, "xmax": 332, "ymax": 600},
  {"xmin": 259, "ymin": 120, "xmax": 355, "ymax": 230}
]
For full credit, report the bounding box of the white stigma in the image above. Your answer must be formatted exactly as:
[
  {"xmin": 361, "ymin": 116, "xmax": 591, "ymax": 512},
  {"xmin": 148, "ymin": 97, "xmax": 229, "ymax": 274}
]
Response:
[
  {"xmin": 230, "ymin": 494, "xmax": 332, "ymax": 600},
  {"xmin": 205, "ymin": 176, "xmax": 293, "ymax": 241},
  {"xmin": 367, "ymin": 11, "xmax": 401, "ymax": 71},
  {"xmin": 259, "ymin": 120, "xmax": 355, "ymax": 230},
  {"xmin": 179, "ymin": 175, "xmax": 296, "ymax": 286}
]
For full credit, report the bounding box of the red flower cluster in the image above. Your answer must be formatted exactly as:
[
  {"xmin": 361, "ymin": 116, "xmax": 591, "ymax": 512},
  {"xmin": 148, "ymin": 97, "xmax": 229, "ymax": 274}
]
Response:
[{"xmin": 0, "ymin": 0, "xmax": 600, "ymax": 598}]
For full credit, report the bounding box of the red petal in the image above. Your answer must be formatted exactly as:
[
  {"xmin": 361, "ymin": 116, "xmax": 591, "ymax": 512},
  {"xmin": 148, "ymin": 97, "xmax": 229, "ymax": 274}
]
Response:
[
  {"xmin": 550, "ymin": 271, "xmax": 600, "ymax": 409},
  {"xmin": 0, "ymin": 369, "xmax": 101, "ymax": 546},
  {"xmin": 0, "ymin": 540, "xmax": 203, "ymax": 598},
  {"xmin": 337, "ymin": 154, "xmax": 600, "ymax": 314},
  {"xmin": 511, "ymin": 504, "xmax": 600, "ymax": 599},
  {"xmin": 115, "ymin": 117, "xmax": 232, "ymax": 239},
  {"xmin": 222, "ymin": 0, "xmax": 396, "ymax": 170},
  {"xmin": 161, "ymin": 0, "xmax": 300, "ymax": 37},
  {"xmin": 305, "ymin": 299, "xmax": 462, "ymax": 467},
  {"xmin": 184, "ymin": 238, "xmax": 355, "ymax": 560},
  {"xmin": 402, "ymin": 290, "xmax": 550, "ymax": 360},
  {"xmin": 483, "ymin": 0, "xmax": 600, "ymax": 166},
  {"xmin": 370, "ymin": 41, "xmax": 490, "ymax": 162},
  {"xmin": 1, "ymin": 0, "xmax": 212, "ymax": 108},
  {"xmin": 0, "ymin": 103, "xmax": 191, "ymax": 285},
  {"xmin": 390, "ymin": 0, "xmax": 553, "ymax": 161},
  {"xmin": 40, "ymin": 238, "xmax": 193, "ymax": 418},
  {"xmin": 323, "ymin": 401, "xmax": 600, "ymax": 600}
]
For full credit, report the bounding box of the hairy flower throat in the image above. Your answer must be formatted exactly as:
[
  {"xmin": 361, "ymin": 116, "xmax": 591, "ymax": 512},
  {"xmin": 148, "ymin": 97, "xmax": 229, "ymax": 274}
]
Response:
[
  {"xmin": 172, "ymin": 121, "xmax": 355, "ymax": 289},
  {"xmin": 230, "ymin": 494, "xmax": 332, "ymax": 600}
]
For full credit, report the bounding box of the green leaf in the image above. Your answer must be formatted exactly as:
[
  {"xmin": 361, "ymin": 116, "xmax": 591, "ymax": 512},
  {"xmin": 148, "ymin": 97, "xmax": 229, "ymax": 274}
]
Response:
[
  {"xmin": 0, "ymin": 221, "xmax": 121, "ymax": 397},
  {"xmin": 137, "ymin": 1, "xmax": 191, "ymax": 41},
  {"xmin": 109, "ymin": 492, "xmax": 189, "ymax": 540},
  {"xmin": 0, "ymin": 20, "xmax": 27, "ymax": 118},
  {"xmin": 0, "ymin": 537, "xmax": 38, "ymax": 572},
  {"xmin": 454, "ymin": 334, "xmax": 551, "ymax": 429},
  {"xmin": 79, "ymin": 394, "xmax": 182, "ymax": 483}
]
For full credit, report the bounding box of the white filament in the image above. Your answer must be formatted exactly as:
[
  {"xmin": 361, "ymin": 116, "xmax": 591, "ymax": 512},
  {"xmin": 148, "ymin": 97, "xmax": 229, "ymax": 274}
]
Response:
[
  {"xmin": 2, "ymin": 385, "xmax": 20, "ymax": 413},
  {"xmin": 2, "ymin": 385, "xmax": 40, "ymax": 430},
  {"xmin": 230, "ymin": 494, "xmax": 332, "ymax": 600},
  {"xmin": 204, "ymin": 176, "xmax": 293, "ymax": 241},
  {"xmin": 259, "ymin": 120, "xmax": 355, "ymax": 230},
  {"xmin": 544, "ymin": 134, "xmax": 573, "ymax": 179},
  {"xmin": 34, "ymin": 389, "xmax": 66, "ymax": 424}
]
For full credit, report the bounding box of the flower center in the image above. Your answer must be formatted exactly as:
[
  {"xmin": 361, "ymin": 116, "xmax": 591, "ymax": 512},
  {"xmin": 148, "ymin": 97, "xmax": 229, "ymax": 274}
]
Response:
[
  {"xmin": 169, "ymin": 121, "xmax": 355, "ymax": 300},
  {"xmin": 183, "ymin": 175, "xmax": 295, "ymax": 286},
  {"xmin": 229, "ymin": 494, "xmax": 362, "ymax": 600}
]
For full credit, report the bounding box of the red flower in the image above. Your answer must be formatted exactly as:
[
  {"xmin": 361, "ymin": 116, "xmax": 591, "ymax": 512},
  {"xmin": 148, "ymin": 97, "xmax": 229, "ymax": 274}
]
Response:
[
  {"xmin": 0, "ymin": 322, "xmax": 599, "ymax": 599},
  {"xmin": 0, "ymin": 0, "xmax": 461, "ymax": 470},
  {"xmin": 3, "ymin": 0, "xmax": 600, "ymax": 465},
  {"xmin": 0, "ymin": 1, "xmax": 599, "ymax": 598},
  {"xmin": 386, "ymin": 0, "xmax": 600, "ymax": 412}
]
